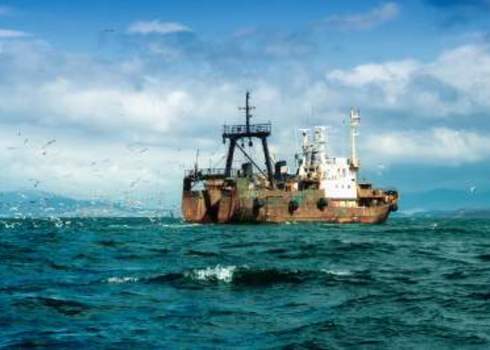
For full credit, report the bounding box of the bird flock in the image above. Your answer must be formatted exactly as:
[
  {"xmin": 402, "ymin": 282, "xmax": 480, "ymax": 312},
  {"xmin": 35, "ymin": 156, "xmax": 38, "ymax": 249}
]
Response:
[{"xmin": 0, "ymin": 131, "xmax": 182, "ymax": 222}]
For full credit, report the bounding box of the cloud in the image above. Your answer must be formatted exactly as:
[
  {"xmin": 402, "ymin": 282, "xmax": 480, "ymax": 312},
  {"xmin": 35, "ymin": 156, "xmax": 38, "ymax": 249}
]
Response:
[
  {"xmin": 325, "ymin": 44, "xmax": 490, "ymax": 117},
  {"xmin": 364, "ymin": 128, "xmax": 490, "ymax": 165},
  {"xmin": 327, "ymin": 60, "xmax": 419, "ymax": 86},
  {"xmin": 0, "ymin": 29, "xmax": 29, "ymax": 38},
  {"xmin": 323, "ymin": 2, "xmax": 399, "ymax": 30},
  {"xmin": 0, "ymin": 125, "xmax": 189, "ymax": 202},
  {"xmin": 127, "ymin": 20, "xmax": 192, "ymax": 35},
  {"xmin": 0, "ymin": 38, "xmax": 327, "ymax": 199},
  {"xmin": 323, "ymin": 43, "xmax": 490, "ymax": 167},
  {"xmin": 0, "ymin": 26, "xmax": 490, "ymax": 201}
]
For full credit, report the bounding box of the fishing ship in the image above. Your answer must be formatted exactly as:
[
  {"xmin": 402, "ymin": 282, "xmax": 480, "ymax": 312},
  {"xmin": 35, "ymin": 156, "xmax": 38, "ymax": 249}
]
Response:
[{"xmin": 182, "ymin": 92, "xmax": 398, "ymax": 224}]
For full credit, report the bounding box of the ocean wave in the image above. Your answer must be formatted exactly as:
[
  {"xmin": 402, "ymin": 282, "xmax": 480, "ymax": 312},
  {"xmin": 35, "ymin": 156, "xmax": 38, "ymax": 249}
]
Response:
[
  {"xmin": 185, "ymin": 249, "xmax": 220, "ymax": 257},
  {"xmin": 106, "ymin": 276, "xmax": 139, "ymax": 284},
  {"xmin": 477, "ymin": 254, "xmax": 490, "ymax": 262},
  {"xmin": 104, "ymin": 266, "xmax": 384, "ymax": 289},
  {"xmin": 264, "ymin": 248, "xmax": 288, "ymax": 254},
  {"xmin": 322, "ymin": 268, "xmax": 375, "ymax": 286},
  {"xmin": 146, "ymin": 272, "xmax": 184, "ymax": 283},
  {"xmin": 159, "ymin": 223, "xmax": 201, "ymax": 228},
  {"xmin": 140, "ymin": 265, "xmax": 382, "ymax": 287},
  {"xmin": 96, "ymin": 239, "xmax": 120, "ymax": 248},
  {"xmin": 36, "ymin": 296, "xmax": 89, "ymax": 316},
  {"xmin": 321, "ymin": 269, "xmax": 353, "ymax": 276},
  {"xmin": 185, "ymin": 265, "xmax": 237, "ymax": 283},
  {"xmin": 469, "ymin": 292, "xmax": 490, "ymax": 301},
  {"xmin": 144, "ymin": 265, "xmax": 314, "ymax": 286},
  {"xmin": 328, "ymin": 238, "xmax": 392, "ymax": 253},
  {"xmin": 4, "ymin": 217, "xmax": 490, "ymax": 348},
  {"xmin": 107, "ymin": 224, "xmax": 130, "ymax": 229},
  {"xmin": 233, "ymin": 267, "xmax": 307, "ymax": 286}
]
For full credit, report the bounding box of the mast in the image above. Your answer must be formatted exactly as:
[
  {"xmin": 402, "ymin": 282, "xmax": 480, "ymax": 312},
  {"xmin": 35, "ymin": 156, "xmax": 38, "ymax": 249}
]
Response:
[
  {"xmin": 222, "ymin": 92, "xmax": 274, "ymax": 187},
  {"xmin": 313, "ymin": 126, "xmax": 326, "ymax": 166},
  {"xmin": 239, "ymin": 91, "xmax": 255, "ymax": 146},
  {"xmin": 349, "ymin": 108, "xmax": 360, "ymax": 168},
  {"xmin": 194, "ymin": 148, "xmax": 200, "ymax": 174}
]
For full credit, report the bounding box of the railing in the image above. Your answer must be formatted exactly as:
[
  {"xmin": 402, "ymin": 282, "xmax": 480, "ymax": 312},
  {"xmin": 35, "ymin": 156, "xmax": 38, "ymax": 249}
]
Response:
[
  {"xmin": 185, "ymin": 168, "xmax": 239, "ymax": 178},
  {"xmin": 223, "ymin": 123, "xmax": 271, "ymax": 136}
]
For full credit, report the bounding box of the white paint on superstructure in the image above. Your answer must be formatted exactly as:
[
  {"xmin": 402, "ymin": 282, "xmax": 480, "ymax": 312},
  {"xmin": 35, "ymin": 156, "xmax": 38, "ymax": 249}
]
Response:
[
  {"xmin": 321, "ymin": 157, "xmax": 357, "ymax": 199},
  {"xmin": 296, "ymin": 110, "xmax": 360, "ymax": 199}
]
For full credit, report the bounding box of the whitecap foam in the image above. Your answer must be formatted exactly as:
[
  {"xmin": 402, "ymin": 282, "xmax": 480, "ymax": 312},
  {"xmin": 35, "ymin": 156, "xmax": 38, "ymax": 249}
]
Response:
[
  {"xmin": 186, "ymin": 265, "xmax": 237, "ymax": 283},
  {"xmin": 159, "ymin": 223, "xmax": 201, "ymax": 228},
  {"xmin": 3, "ymin": 222, "xmax": 18, "ymax": 229},
  {"xmin": 106, "ymin": 276, "xmax": 139, "ymax": 284},
  {"xmin": 321, "ymin": 269, "xmax": 352, "ymax": 276},
  {"xmin": 108, "ymin": 224, "xmax": 130, "ymax": 229}
]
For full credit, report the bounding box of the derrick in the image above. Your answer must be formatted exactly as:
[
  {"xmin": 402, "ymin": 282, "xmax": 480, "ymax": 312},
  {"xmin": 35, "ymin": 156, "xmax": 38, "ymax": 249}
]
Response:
[{"xmin": 222, "ymin": 91, "xmax": 274, "ymax": 188}]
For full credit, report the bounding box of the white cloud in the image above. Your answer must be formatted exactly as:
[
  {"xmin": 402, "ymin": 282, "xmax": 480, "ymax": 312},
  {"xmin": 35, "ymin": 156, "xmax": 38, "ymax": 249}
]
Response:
[
  {"xmin": 0, "ymin": 32, "xmax": 490, "ymax": 202},
  {"xmin": 0, "ymin": 125, "xmax": 189, "ymax": 203},
  {"xmin": 364, "ymin": 128, "xmax": 490, "ymax": 165},
  {"xmin": 0, "ymin": 28, "xmax": 29, "ymax": 38},
  {"xmin": 327, "ymin": 59, "xmax": 419, "ymax": 105},
  {"xmin": 36, "ymin": 77, "xmax": 191, "ymax": 133},
  {"xmin": 127, "ymin": 20, "xmax": 191, "ymax": 35},
  {"xmin": 327, "ymin": 59, "xmax": 419, "ymax": 87},
  {"xmin": 325, "ymin": 43, "xmax": 490, "ymax": 116},
  {"xmin": 429, "ymin": 45, "xmax": 490, "ymax": 98},
  {"xmin": 324, "ymin": 2, "xmax": 399, "ymax": 30}
]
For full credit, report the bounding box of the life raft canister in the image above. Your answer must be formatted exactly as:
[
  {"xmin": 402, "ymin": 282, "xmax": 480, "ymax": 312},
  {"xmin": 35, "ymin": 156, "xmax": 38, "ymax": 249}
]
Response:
[
  {"xmin": 317, "ymin": 197, "xmax": 328, "ymax": 210},
  {"xmin": 253, "ymin": 198, "xmax": 265, "ymax": 216},
  {"xmin": 288, "ymin": 199, "xmax": 299, "ymax": 214}
]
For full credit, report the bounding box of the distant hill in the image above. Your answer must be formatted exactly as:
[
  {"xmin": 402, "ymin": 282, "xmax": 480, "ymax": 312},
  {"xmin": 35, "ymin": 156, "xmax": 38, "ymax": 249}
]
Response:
[
  {"xmin": 399, "ymin": 188, "xmax": 490, "ymax": 213},
  {"xmin": 409, "ymin": 208, "xmax": 490, "ymax": 219},
  {"xmin": 0, "ymin": 191, "xmax": 177, "ymax": 218}
]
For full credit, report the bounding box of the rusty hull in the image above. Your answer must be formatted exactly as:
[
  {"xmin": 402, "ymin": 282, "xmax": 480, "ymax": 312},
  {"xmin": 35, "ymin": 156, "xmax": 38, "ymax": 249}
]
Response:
[{"xmin": 182, "ymin": 179, "xmax": 396, "ymax": 224}]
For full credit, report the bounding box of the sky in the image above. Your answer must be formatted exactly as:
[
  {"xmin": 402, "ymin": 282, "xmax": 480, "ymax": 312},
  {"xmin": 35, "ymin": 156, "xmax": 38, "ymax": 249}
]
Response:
[{"xmin": 0, "ymin": 0, "xmax": 490, "ymax": 207}]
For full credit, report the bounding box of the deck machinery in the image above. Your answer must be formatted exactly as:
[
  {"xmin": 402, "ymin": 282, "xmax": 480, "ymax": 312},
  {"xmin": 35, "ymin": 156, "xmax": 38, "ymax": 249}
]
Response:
[{"xmin": 182, "ymin": 92, "xmax": 398, "ymax": 224}]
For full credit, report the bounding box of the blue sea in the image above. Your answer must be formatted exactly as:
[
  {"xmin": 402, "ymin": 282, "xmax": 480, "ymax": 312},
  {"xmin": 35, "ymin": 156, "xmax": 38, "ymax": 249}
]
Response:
[{"xmin": 1, "ymin": 217, "xmax": 490, "ymax": 349}]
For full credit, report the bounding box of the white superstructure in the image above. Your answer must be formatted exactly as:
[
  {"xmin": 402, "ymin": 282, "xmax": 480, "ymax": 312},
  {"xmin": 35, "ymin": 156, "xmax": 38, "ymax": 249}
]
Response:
[{"xmin": 296, "ymin": 109, "xmax": 361, "ymax": 200}]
